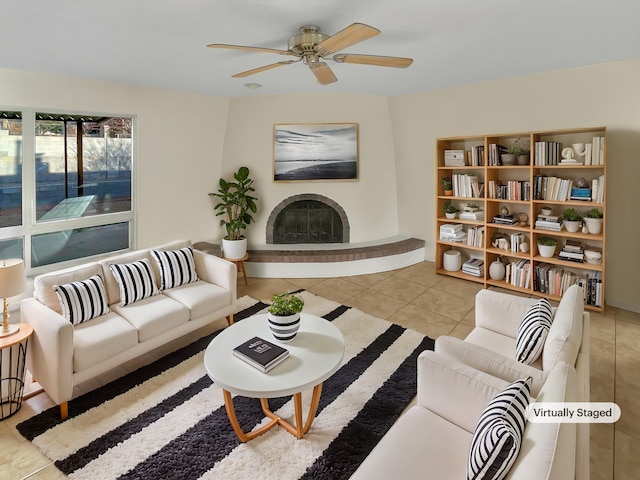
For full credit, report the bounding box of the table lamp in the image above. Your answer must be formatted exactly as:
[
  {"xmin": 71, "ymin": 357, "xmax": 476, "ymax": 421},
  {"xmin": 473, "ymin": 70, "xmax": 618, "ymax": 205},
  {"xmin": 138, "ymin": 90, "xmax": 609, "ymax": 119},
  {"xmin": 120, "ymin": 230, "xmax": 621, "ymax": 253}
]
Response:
[{"xmin": 0, "ymin": 259, "xmax": 27, "ymax": 337}]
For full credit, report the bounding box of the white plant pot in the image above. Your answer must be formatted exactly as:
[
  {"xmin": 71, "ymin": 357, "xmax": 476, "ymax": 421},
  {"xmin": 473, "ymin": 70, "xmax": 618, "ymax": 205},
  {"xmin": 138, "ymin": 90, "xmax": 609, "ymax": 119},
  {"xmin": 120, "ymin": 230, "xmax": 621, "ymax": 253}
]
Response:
[
  {"xmin": 443, "ymin": 249, "xmax": 462, "ymax": 272},
  {"xmin": 583, "ymin": 217, "xmax": 603, "ymax": 235},
  {"xmin": 221, "ymin": 238, "xmax": 247, "ymax": 259},
  {"xmin": 564, "ymin": 220, "xmax": 581, "ymax": 233},
  {"xmin": 267, "ymin": 312, "xmax": 301, "ymax": 342},
  {"xmin": 445, "ymin": 212, "xmax": 457, "ymax": 219},
  {"xmin": 537, "ymin": 244, "xmax": 556, "ymax": 258}
]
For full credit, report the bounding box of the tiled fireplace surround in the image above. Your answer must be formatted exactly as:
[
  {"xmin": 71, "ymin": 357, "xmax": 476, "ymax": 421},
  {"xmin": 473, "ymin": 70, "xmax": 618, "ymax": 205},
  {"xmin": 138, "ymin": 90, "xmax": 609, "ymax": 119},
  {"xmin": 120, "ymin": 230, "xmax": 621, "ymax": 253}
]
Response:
[{"xmin": 195, "ymin": 193, "xmax": 425, "ymax": 264}]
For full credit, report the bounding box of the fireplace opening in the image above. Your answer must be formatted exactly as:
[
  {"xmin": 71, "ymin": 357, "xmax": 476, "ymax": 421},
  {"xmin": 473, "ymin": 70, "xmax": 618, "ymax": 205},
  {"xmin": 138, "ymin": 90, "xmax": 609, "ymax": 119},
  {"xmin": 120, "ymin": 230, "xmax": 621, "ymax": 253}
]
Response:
[{"xmin": 266, "ymin": 194, "xmax": 350, "ymax": 245}]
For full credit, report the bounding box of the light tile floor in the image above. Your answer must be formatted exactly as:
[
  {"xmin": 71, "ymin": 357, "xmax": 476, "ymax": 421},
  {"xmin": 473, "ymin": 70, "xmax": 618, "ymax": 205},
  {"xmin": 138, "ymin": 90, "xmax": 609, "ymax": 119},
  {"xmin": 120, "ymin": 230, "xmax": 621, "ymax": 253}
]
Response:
[{"xmin": 1, "ymin": 261, "xmax": 638, "ymax": 479}]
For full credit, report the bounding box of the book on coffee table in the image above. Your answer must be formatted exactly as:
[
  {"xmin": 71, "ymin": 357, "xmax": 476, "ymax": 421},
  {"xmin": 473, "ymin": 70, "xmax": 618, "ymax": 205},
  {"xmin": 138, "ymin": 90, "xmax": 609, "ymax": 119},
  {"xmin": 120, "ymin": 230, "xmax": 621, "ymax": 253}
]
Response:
[{"xmin": 233, "ymin": 336, "xmax": 290, "ymax": 372}]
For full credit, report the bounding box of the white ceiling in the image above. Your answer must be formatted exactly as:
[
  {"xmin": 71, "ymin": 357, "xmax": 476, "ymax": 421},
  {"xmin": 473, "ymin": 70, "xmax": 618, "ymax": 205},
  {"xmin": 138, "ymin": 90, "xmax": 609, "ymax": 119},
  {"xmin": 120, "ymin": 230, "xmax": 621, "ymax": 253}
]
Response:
[{"xmin": 2, "ymin": 0, "xmax": 640, "ymax": 98}]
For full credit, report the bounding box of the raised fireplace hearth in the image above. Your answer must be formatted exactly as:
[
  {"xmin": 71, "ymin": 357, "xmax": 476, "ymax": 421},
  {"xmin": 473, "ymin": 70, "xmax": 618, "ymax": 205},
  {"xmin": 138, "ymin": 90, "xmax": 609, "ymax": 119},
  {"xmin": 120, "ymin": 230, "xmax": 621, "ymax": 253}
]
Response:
[{"xmin": 266, "ymin": 194, "xmax": 350, "ymax": 245}]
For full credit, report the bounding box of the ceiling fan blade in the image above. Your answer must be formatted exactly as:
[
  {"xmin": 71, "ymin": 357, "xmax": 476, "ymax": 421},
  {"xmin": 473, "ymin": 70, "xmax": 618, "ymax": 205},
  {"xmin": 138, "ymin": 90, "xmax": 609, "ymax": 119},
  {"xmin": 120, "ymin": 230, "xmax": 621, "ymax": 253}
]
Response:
[
  {"xmin": 333, "ymin": 53, "xmax": 413, "ymax": 68},
  {"xmin": 207, "ymin": 43, "xmax": 293, "ymax": 56},
  {"xmin": 232, "ymin": 60, "xmax": 299, "ymax": 78},
  {"xmin": 316, "ymin": 23, "xmax": 380, "ymax": 56},
  {"xmin": 309, "ymin": 62, "xmax": 337, "ymax": 85}
]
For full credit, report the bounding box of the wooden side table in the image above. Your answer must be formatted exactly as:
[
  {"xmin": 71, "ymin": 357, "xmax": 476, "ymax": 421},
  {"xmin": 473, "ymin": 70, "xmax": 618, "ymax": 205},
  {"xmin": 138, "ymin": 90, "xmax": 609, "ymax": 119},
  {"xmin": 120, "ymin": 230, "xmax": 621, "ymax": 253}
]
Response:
[
  {"xmin": 0, "ymin": 323, "xmax": 33, "ymax": 419},
  {"xmin": 223, "ymin": 253, "xmax": 249, "ymax": 285}
]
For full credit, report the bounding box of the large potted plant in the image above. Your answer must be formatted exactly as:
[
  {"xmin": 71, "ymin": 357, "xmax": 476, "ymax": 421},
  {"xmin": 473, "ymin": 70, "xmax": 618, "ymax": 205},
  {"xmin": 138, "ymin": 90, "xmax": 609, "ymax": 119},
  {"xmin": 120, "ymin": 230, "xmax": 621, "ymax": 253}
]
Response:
[
  {"xmin": 209, "ymin": 166, "xmax": 258, "ymax": 259},
  {"xmin": 267, "ymin": 292, "xmax": 305, "ymax": 342}
]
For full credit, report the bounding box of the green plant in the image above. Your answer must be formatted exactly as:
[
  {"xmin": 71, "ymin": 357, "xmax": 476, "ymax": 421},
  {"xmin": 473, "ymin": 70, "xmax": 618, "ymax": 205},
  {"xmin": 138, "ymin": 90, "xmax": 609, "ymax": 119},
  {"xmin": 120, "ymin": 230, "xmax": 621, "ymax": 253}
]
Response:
[
  {"xmin": 507, "ymin": 144, "xmax": 526, "ymax": 155},
  {"xmin": 268, "ymin": 292, "xmax": 305, "ymax": 316},
  {"xmin": 584, "ymin": 208, "xmax": 603, "ymax": 219},
  {"xmin": 208, "ymin": 166, "xmax": 258, "ymax": 241},
  {"xmin": 562, "ymin": 208, "xmax": 581, "ymax": 222},
  {"xmin": 537, "ymin": 236, "xmax": 558, "ymax": 246},
  {"xmin": 443, "ymin": 201, "xmax": 459, "ymax": 214},
  {"xmin": 442, "ymin": 177, "xmax": 453, "ymax": 190}
]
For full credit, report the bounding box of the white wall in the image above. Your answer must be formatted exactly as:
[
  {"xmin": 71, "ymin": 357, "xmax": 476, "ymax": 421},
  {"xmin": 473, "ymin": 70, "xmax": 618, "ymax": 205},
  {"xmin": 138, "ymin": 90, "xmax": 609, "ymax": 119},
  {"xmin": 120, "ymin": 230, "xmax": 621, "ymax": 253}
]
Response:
[
  {"xmin": 389, "ymin": 58, "xmax": 640, "ymax": 312},
  {"xmin": 220, "ymin": 93, "xmax": 399, "ymax": 246},
  {"xmin": 0, "ymin": 68, "xmax": 230, "ymax": 248}
]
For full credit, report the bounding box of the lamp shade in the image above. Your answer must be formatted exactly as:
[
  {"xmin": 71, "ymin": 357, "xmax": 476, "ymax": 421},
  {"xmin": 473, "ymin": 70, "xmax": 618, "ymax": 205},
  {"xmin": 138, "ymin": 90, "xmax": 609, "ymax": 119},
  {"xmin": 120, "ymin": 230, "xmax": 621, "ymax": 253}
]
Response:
[{"xmin": 0, "ymin": 259, "xmax": 27, "ymax": 299}]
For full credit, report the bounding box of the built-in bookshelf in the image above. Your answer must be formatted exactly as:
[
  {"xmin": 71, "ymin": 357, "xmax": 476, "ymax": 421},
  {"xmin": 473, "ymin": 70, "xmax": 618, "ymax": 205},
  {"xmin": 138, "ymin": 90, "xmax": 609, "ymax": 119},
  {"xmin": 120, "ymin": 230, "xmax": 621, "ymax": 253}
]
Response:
[{"xmin": 436, "ymin": 127, "xmax": 606, "ymax": 312}]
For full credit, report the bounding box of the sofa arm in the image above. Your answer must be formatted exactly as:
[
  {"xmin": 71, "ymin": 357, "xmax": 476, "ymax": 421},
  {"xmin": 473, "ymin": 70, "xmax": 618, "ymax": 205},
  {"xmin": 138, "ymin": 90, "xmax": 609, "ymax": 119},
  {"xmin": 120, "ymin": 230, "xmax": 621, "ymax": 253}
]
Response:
[
  {"xmin": 475, "ymin": 288, "xmax": 538, "ymax": 338},
  {"xmin": 435, "ymin": 336, "xmax": 548, "ymax": 396},
  {"xmin": 417, "ymin": 350, "xmax": 509, "ymax": 433},
  {"xmin": 193, "ymin": 250, "xmax": 237, "ymax": 300},
  {"xmin": 20, "ymin": 297, "xmax": 74, "ymax": 405}
]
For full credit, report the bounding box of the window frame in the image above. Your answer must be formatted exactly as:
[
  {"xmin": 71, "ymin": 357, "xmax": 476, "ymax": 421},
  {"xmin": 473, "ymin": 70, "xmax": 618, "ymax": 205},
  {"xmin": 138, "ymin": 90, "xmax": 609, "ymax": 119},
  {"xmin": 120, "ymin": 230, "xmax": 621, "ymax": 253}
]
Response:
[{"xmin": 0, "ymin": 106, "xmax": 137, "ymax": 276}]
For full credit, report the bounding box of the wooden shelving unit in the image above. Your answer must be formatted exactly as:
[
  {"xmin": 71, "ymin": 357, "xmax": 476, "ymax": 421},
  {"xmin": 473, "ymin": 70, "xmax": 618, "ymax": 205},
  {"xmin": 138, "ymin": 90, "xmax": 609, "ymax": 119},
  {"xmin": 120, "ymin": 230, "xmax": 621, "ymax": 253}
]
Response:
[{"xmin": 436, "ymin": 127, "xmax": 606, "ymax": 312}]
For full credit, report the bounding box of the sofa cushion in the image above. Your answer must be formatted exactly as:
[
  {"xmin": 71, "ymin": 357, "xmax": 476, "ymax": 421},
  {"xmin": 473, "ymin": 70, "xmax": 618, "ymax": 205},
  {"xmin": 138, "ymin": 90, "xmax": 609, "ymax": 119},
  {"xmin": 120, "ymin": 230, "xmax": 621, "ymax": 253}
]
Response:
[
  {"xmin": 151, "ymin": 246, "xmax": 199, "ymax": 290},
  {"xmin": 73, "ymin": 312, "xmax": 139, "ymax": 372},
  {"xmin": 161, "ymin": 280, "xmax": 231, "ymax": 319},
  {"xmin": 516, "ymin": 298, "xmax": 553, "ymax": 365},
  {"xmin": 34, "ymin": 263, "xmax": 104, "ymax": 313},
  {"xmin": 109, "ymin": 259, "xmax": 159, "ymax": 306},
  {"xmin": 542, "ymin": 285, "xmax": 584, "ymax": 371},
  {"xmin": 350, "ymin": 406, "xmax": 472, "ymax": 480},
  {"xmin": 111, "ymin": 294, "xmax": 189, "ymax": 342},
  {"xmin": 53, "ymin": 274, "xmax": 110, "ymax": 325},
  {"xmin": 468, "ymin": 377, "xmax": 531, "ymax": 480}
]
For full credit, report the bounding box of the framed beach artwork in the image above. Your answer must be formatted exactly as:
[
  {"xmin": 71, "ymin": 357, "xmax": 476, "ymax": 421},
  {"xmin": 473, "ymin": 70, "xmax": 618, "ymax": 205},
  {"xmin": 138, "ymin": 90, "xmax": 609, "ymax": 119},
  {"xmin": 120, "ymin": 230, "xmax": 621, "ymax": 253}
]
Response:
[{"xmin": 273, "ymin": 123, "xmax": 358, "ymax": 181}]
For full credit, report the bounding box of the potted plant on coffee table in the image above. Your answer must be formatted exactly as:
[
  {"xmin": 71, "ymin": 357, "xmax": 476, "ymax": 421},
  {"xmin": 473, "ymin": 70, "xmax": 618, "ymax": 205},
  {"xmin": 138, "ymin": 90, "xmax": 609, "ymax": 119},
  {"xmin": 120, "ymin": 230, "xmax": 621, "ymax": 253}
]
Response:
[
  {"xmin": 209, "ymin": 166, "xmax": 258, "ymax": 259},
  {"xmin": 537, "ymin": 236, "xmax": 558, "ymax": 258},
  {"xmin": 583, "ymin": 208, "xmax": 603, "ymax": 235},
  {"xmin": 267, "ymin": 292, "xmax": 305, "ymax": 342},
  {"xmin": 562, "ymin": 208, "xmax": 582, "ymax": 233}
]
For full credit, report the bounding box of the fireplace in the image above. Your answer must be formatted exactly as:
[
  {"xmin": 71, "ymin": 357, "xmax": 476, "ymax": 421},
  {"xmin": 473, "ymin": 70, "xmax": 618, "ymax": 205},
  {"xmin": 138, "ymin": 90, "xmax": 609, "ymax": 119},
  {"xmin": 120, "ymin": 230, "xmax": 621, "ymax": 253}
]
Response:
[{"xmin": 266, "ymin": 194, "xmax": 350, "ymax": 244}]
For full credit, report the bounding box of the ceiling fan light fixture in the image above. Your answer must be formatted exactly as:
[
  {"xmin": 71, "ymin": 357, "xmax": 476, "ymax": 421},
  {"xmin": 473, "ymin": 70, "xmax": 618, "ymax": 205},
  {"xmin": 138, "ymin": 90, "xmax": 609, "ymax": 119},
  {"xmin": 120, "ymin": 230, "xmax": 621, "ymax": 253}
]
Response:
[{"xmin": 288, "ymin": 25, "xmax": 329, "ymax": 55}]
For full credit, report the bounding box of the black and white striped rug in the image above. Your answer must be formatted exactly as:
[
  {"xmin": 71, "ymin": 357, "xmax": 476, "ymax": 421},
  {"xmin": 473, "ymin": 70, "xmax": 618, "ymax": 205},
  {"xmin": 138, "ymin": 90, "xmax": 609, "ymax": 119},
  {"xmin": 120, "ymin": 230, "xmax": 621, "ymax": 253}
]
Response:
[{"xmin": 17, "ymin": 291, "xmax": 434, "ymax": 480}]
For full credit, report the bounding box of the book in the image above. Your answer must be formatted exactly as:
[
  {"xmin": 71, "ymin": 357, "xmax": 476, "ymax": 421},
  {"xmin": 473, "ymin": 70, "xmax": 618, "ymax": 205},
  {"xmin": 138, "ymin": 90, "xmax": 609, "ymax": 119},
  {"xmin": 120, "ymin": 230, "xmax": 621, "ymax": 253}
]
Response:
[{"xmin": 233, "ymin": 336, "xmax": 289, "ymax": 372}]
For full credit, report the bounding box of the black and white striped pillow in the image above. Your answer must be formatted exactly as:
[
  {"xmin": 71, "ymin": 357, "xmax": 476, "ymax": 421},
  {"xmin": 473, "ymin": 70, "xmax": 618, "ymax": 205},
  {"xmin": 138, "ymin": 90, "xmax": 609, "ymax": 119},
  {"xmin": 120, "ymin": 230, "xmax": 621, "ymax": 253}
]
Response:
[
  {"xmin": 109, "ymin": 258, "xmax": 159, "ymax": 306},
  {"xmin": 151, "ymin": 247, "xmax": 199, "ymax": 290},
  {"xmin": 516, "ymin": 298, "xmax": 553, "ymax": 365},
  {"xmin": 54, "ymin": 275, "xmax": 110, "ymax": 325},
  {"xmin": 467, "ymin": 378, "xmax": 531, "ymax": 480}
]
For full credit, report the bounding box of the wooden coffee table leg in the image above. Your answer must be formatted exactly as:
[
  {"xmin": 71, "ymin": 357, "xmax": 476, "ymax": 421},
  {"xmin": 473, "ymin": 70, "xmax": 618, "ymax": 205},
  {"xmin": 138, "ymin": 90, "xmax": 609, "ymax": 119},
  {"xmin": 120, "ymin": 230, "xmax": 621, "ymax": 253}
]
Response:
[
  {"xmin": 223, "ymin": 389, "xmax": 278, "ymax": 443},
  {"xmin": 224, "ymin": 384, "xmax": 324, "ymax": 442}
]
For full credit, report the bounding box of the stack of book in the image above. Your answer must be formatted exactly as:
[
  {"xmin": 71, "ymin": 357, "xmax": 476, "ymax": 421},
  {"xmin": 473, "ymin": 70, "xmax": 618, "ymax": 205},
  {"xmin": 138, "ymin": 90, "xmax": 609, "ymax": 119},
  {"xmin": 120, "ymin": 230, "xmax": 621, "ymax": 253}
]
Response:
[
  {"xmin": 462, "ymin": 258, "xmax": 484, "ymax": 277},
  {"xmin": 459, "ymin": 210, "xmax": 484, "ymax": 221},
  {"xmin": 535, "ymin": 214, "xmax": 563, "ymax": 231},
  {"xmin": 493, "ymin": 214, "xmax": 518, "ymax": 225},
  {"xmin": 558, "ymin": 240, "xmax": 585, "ymax": 263},
  {"xmin": 569, "ymin": 187, "xmax": 592, "ymax": 201},
  {"xmin": 440, "ymin": 223, "xmax": 466, "ymax": 243},
  {"xmin": 233, "ymin": 336, "xmax": 289, "ymax": 373}
]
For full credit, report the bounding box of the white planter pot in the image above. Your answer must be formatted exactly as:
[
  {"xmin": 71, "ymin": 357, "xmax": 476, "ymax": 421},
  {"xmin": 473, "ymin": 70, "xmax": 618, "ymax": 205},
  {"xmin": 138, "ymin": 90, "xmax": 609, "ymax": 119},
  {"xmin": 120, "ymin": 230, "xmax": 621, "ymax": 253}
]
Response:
[
  {"xmin": 583, "ymin": 217, "xmax": 603, "ymax": 235},
  {"xmin": 445, "ymin": 212, "xmax": 457, "ymax": 219},
  {"xmin": 221, "ymin": 238, "xmax": 247, "ymax": 259},
  {"xmin": 564, "ymin": 220, "xmax": 581, "ymax": 233},
  {"xmin": 537, "ymin": 244, "xmax": 557, "ymax": 258},
  {"xmin": 267, "ymin": 312, "xmax": 301, "ymax": 342},
  {"xmin": 443, "ymin": 250, "xmax": 462, "ymax": 272}
]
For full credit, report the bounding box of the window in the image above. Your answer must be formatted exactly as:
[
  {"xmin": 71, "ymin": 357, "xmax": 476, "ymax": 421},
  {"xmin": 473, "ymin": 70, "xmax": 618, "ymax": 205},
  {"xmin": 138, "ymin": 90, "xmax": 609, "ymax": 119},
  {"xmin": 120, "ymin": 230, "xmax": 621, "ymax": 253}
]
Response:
[{"xmin": 0, "ymin": 109, "xmax": 135, "ymax": 273}]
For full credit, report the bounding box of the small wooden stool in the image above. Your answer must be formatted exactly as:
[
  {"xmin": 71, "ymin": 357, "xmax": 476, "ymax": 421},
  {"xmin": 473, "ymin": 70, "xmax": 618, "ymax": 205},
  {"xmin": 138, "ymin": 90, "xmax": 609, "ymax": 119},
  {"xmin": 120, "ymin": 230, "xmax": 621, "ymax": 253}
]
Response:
[{"xmin": 223, "ymin": 253, "xmax": 249, "ymax": 285}]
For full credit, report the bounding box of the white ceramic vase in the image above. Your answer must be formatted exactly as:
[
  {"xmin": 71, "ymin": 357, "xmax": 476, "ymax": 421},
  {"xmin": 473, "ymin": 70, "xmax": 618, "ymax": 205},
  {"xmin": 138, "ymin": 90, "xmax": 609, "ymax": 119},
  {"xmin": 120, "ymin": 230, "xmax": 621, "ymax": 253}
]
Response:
[
  {"xmin": 443, "ymin": 250, "xmax": 462, "ymax": 272},
  {"xmin": 489, "ymin": 260, "xmax": 506, "ymax": 281}
]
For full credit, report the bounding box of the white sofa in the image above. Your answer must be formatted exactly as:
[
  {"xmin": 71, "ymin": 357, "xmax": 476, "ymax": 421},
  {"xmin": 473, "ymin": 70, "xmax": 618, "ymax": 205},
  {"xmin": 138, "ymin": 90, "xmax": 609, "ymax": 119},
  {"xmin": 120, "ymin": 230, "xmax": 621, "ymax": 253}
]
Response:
[
  {"xmin": 351, "ymin": 351, "xmax": 578, "ymax": 480},
  {"xmin": 435, "ymin": 284, "xmax": 590, "ymax": 478},
  {"xmin": 21, "ymin": 240, "xmax": 237, "ymax": 419}
]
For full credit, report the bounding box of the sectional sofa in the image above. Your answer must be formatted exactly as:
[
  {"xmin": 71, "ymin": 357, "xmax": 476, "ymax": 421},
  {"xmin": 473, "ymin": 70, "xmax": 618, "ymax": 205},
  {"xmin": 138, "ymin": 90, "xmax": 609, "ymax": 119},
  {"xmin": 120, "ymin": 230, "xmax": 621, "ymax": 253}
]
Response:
[{"xmin": 21, "ymin": 240, "xmax": 237, "ymax": 419}]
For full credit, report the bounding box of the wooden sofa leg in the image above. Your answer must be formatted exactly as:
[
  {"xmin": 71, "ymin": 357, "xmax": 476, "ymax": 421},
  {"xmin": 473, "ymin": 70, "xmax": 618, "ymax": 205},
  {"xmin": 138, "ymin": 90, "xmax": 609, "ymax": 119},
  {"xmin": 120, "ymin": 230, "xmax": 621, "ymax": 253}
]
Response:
[
  {"xmin": 226, "ymin": 314, "xmax": 234, "ymax": 326},
  {"xmin": 60, "ymin": 402, "xmax": 68, "ymax": 420}
]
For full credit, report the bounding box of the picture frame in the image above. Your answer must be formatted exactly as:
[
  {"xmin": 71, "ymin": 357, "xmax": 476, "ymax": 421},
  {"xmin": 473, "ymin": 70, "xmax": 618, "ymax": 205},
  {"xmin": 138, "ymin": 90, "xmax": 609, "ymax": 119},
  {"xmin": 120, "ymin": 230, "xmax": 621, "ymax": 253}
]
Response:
[{"xmin": 273, "ymin": 123, "xmax": 358, "ymax": 181}]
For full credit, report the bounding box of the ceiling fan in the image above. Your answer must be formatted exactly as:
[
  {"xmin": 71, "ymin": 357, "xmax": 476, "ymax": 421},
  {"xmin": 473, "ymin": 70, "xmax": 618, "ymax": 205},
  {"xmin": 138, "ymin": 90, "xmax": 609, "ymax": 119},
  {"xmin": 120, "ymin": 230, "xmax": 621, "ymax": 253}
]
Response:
[{"xmin": 207, "ymin": 23, "xmax": 413, "ymax": 85}]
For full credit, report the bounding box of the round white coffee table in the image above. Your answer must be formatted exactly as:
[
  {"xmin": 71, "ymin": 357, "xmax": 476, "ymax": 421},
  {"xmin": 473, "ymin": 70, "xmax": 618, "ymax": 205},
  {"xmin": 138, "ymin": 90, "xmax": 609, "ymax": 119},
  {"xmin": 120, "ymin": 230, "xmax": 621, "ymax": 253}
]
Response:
[{"xmin": 204, "ymin": 313, "xmax": 344, "ymax": 442}]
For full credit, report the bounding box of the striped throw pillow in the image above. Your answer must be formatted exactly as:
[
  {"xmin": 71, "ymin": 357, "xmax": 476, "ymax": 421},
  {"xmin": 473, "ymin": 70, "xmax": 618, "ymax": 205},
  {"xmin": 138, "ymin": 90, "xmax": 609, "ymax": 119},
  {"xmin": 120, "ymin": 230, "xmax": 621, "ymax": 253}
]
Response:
[
  {"xmin": 467, "ymin": 377, "xmax": 531, "ymax": 480},
  {"xmin": 151, "ymin": 247, "xmax": 199, "ymax": 290},
  {"xmin": 109, "ymin": 258, "xmax": 159, "ymax": 306},
  {"xmin": 54, "ymin": 275, "xmax": 110, "ymax": 325},
  {"xmin": 516, "ymin": 298, "xmax": 553, "ymax": 365}
]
